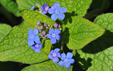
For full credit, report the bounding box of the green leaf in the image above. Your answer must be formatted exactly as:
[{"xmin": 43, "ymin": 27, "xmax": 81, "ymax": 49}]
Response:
[
  {"xmin": 76, "ymin": 13, "xmax": 113, "ymax": 71},
  {"xmin": 0, "ymin": 24, "xmax": 12, "ymax": 41},
  {"xmin": 43, "ymin": 40, "xmax": 52, "ymax": 55},
  {"xmin": 0, "ymin": 0, "xmax": 20, "ymax": 16},
  {"xmin": 20, "ymin": 10, "xmax": 55, "ymax": 27},
  {"xmin": 63, "ymin": 16, "xmax": 105, "ymax": 49},
  {"xmin": 0, "ymin": 21, "xmax": 48, "ymax": 63},
  {"xmin": 22, "ymin": 65, "xmax": 51, "ymax": 71},
  {"xmin": 34, "ymin": 60, "xmax": 72, "ymax": 71},
  {"xmin": 46, "ymin": 0, "xmax": 92, "ymax": 16},
  {"xmin": 16, "ymin": 0, "xmax": 46, "ymax": 10}
]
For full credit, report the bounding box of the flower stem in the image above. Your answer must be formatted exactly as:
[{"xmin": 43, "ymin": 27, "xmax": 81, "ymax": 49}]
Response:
[{"xmin": 61, "ymin": 34, "xmax": 64, "ymax": 51}]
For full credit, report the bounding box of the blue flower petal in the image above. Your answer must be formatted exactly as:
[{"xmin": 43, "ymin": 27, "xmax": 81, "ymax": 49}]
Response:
[
  {"xmin": 35, "ymin": 49, "xmax": 40, "ymax": 53},
  {"xmin": 39, "ymin": 44, "xmax": 42, "ymax": 49},
  {"xmin": 61, "ymin": 53, "xmax": 66, "ymax": 60},
  {"xmin": 67, "ymin": 52, "xmax": 73, "ymax": 59},
  {"xmin": 60, "ymin": 7, "xmax": 67, "ymax": 12},
  {"xmin": 57, "ymin": 53, "xmax": 61, "ymax": 58},
  {"xmin": 30, "ymin": 5, "xmax": 35, "ymax": 10},
  {"xmin": 54, "ymin": 48, "xmax": 60, "ymax": 52},
  {"xmin": 68, "ymin": 59, "xmax": 75, "ymax": 64},
  {"xmin": 58, "ymin": 13, "xmax": 65, "ymax": 20},
  {"xmin": 48, "ymin": 55, "xmax": 53, "ymax": 59},
  {"xmin": 27, "ymin": 35, "xmax": 31, "ymax": 40},
  {"xmin": 56, "ymin": 35, "xmax": 60, "ymax": 41},
  {"xmin": 48, "ymin": 8, "xmax": 55, "ymax": 14},
  {"xmin": 34, "ymin": 36, "xmax": 40, "ymax": 41},
  {"xmin": 41, "ymin": 6, "xmax": 44, "ymax": 10},
  {"xmin": 65, "ymin": 63, "xmax": 71, "ymax": 68},
  {"xmin": 28, "ymin": 29, "xmax": 33, "ymax": 34},
  {"xmin": 33, "ymin": 28, "xmax": 38, "ymax": 35},
  {"xmin": 53, "ymin": 57, "xmax": 59, "ymax": 63},
  {"xmin": 31, "ymin": 46, "xmax": 35, "ymax": 50},
  {"xmin": 51, "ymin": 38, "xmax": 56, "ymax": 44},
  {"xmin": 47, "ymin": 34, "xmax": 52, "ymax": 39},
  {"xmin": 35, "ymin": 40, "xmax": 41, "ymax": 44},
  {"xmin": 50, "ymin": 50, "xmax": 54, "ymax": 54},
  {"xmin": 49, "ymin": 29, "xmax": 54, "ymax": 34},
  {"xmin": 28, "ymin": 41, "xmax": 34, "ymax": 46},
  {"xmin": 53, "ymin": 3, "xmax": 60, "ymax": 10},
  {"xmin": 51, "ymin": 14, "xmax": 57, "ymax": 21},
  {"xmin": 58, "ymin": 61, "xmax": 65, "ymax": 66},
  {"xmin": 43, "ymin": 11, "xmax": 47, "ymax": 14},
  {"xmin": 55, "ymin": 29, "xmax": 61, "ymax": 34}
]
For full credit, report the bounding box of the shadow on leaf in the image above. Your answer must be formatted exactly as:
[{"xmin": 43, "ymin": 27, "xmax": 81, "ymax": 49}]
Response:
[
  {"xmin": 82, "ymin": 30, "xmax": 113, "ymax": 54},
  {"xmin": 74, "ymin": 52, "xmax": 92, "ymax": 71}
]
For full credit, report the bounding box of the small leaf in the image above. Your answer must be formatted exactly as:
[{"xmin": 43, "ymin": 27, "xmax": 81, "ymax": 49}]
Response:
[
  {"xmin": 16, "ymin": 0, "xmax": 46, "ymax": 10},
  {"xmin": 72, "ymin": 50, "xmax": 76, "ymax": 56},
  {"xmin": 20, "ymin": 10, "xmax": 55, "ymax": 27},
  {"xmin": 43, "ymin": 40, "xmax": 52, "ymax": 55},
  {"xmin": 34, "ymin": 60, "xmax": 72, "ymax": 71},
  {"xmin": 0, "ymin": 0, "xmax": 20, "ymax": 16},
  {"xmin": 63, "ymin": 16, "xmax": 105, "ymax": 49},
  {"xmin": 76, "ymin": 13, "xmax": 113, "ymax": 71},
  {"xmin": 22, "ymin": 65, "xmax": 51, "ymax": 71},
  {"xmin": 0, "ymin": 24, "xmax": 12, "ymax": 41},
  {"xmin": 94, "ymin": 13, "xmax": 113, "ymax": 32},
  {"xmin": 46, "ymin": 0, "xmax": 92, "ymax": 16},
  {"xmin": 0, "ymin": 21, "xmax": 48, "ymax": 63}
]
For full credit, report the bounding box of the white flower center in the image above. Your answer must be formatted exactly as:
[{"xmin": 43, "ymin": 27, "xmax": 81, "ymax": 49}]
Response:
[
  {"xmin": 65, "ymin": 59, "xmax": 68, "ymax": 63},
  {"xmin": 30, "ymin": 35, "xmax": 34, "ymax": 38},
  {"xmin": 55, "ymin": 10, "xmax": 59, "ymax": 14},
  {"xmin": 52, "ymin": 34, "xmax": 55, "ymax": 37},
  {"xmin": 53, "ymin": 53, "xmax": 56, "ymax": 56},
  {"xmin": 35, "ymin": 44, "xmax": 38, "ymax": 47}
]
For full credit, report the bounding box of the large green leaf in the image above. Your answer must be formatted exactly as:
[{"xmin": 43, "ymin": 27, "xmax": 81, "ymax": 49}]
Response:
[
  {"xmin": 20, "ymin": 10, "xmax": 55, "ymax": 27},
  {"xmin": 46, "ymin": 0, "xmax": 92, "ymax": 16},
  {"xmin": 16, "ymin": 0, "xmax": 45, "ymax": 10},
  {"xmin": 17, "ymin": 0, "xmax": 92, "ymax": 16},
  {"xmin": 34, "ymin": 60, "xmax": 72, "ymax": 71},
  {"xmin": 0, "ymin": 21, "xmax": 48, "ymax": 63},
  {"xmin": 0, "ymin": 24, "xmax": 12, "ymax": 41},
  {"xmin": 63, "ymin": 16, "xmax": 105, "ymax": 49},
  {"xmin": 22, "ymin": 65, "xmax": 51, "ymax": 71},
  {"xmin": 76, "ymin": 13, "xmax": 113, "ymax": 71},
  {"xmin": 0, "ymin": 0, "xmax": 20, "ymax": 16}
]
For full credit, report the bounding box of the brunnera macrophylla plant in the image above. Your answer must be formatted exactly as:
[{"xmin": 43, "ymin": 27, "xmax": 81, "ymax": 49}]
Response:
[{"xmin": 1, "ymin": 0, "xmax": 113, "ymax": 71}]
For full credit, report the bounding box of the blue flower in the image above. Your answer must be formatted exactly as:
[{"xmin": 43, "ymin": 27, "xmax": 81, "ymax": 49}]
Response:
[
  {"xmin": 31, "ymin": 40, "xmax": 42, "ymax": 53},
  {"xmin": 48, "ymin": 3, "xmax": 67, "ymax": 21},
  {"xmin": 30, "ymin": 5, "xmax": 35, "ymax": 10},
  {"xmin": 47, "ymin": 29, "xmax": 61, "ymax": 44},
  {"xmin": 48, "ymin": 48, "xmax": 61, "ymax": 63},
  {"xmin": 58, "ymin": 52, "xmax": 75, "ymax": 68},
  {"xmin": 41, "ymin": 4, "xmax": 49, "ymax": 14},
  {"xmin": 27, "ymin": 29, "xmax": 40, "ymax": 46}
]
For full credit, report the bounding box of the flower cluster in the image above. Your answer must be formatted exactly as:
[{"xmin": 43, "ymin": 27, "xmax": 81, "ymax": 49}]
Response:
[
  {"xmin": 48, "ymin": 48, "xmax": 75, "ymax": 68},
  {"xmin": 30, "ymin": 3, "xmax": 67, "ymax": 21},
  {"xmin": 27, "ymin": 28, "xmax": 42, "ymax": 53},
  {"xmin": 28, "ymin": 3, "xmax": 75, "ymax": 68}
]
